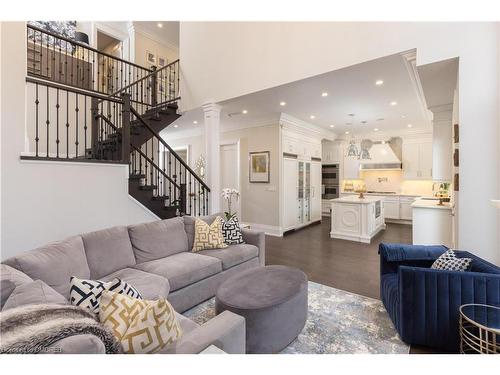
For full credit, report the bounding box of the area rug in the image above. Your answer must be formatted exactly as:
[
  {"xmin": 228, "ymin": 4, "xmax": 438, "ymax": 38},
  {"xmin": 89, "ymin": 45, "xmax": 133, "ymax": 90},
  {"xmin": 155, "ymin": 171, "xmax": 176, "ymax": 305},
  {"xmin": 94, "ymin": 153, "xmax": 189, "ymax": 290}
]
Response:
[{"xmin": 183, "ymin": 281, "xmax": 409, "ymax": 354}]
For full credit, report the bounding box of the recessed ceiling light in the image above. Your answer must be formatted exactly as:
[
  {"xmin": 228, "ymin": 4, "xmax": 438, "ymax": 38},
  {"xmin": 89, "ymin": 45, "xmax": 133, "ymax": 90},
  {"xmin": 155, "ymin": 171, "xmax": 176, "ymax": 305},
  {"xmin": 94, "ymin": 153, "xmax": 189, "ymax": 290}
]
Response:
[
  {"xmin": 242, "ymin": 110, "xmax": 248, "ymax": 114},
  {"xmin": 407, "ymin": 124, "xmax": 413, "ymax": 128},
  {"xmin": 280, "ymin": 101, "xmax": 286, "ymax": 106},
  {"xmin": 381, "ymin": 140, "xmax": 386, "ymax": 144},
  {"xmin": 321, "ymin": 92, "xmax": 328, "ymax": 97},
  {"xmin": 374, "ymin": 128, "xmax": 379, "ymax": 131},
  {"xmin": 173, "ymin": 124, "xmax": 178, "ymax": 128},
  {"xmin": 390, "ymin": 101, "xmax": 398, "ymax": 106},
  {"xmin": 157, "ymin": 23, "xmax": 163, "ymax": 28},
  {"xmin": 361, "ymin": 121, "xmax": 367, "ymax": 124},
  {"xmin": 345, "ymin": 131, "xmax": 350, "ymax": 135},
  {"xmin": 375, "ymin": 80, "xmax": 384, "ymax": 86},
  {"xmin": 348, "ymin": 113, "xmax": 355, "ymax": 117},
  {"xmin": 329, "ymin": 124, "xmax": 335, "ymax": 128},
  {"xmin": 193, "ymin": 120, "xmax": 198, "ymax": 124},
  {"xmin": 310, "ymin": 115, "xmax": 315, "ymax": 119}
]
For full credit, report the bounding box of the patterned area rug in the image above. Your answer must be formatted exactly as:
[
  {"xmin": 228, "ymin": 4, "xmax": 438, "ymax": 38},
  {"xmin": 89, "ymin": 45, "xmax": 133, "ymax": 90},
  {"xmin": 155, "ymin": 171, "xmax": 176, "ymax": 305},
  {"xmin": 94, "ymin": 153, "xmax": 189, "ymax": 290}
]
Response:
[{"xmin": 183, "ymin": 281, "xmax": 409, "ymax": 354}]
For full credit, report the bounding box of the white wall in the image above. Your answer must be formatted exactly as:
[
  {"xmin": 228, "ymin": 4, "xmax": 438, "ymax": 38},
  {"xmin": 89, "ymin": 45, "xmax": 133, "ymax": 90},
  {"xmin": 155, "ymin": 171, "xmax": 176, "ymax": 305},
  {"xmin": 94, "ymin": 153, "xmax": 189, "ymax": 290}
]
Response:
[
  {"xmin": 179, "ymin": 22, "xmax": 500, "ymax": 264},
  {"xmin": 1, "ymin": 22, "xmax": 157, "ymax": 259},
  {"xmin": 165, "ymin": 123, "xmax": 281, "ymax": 230}
]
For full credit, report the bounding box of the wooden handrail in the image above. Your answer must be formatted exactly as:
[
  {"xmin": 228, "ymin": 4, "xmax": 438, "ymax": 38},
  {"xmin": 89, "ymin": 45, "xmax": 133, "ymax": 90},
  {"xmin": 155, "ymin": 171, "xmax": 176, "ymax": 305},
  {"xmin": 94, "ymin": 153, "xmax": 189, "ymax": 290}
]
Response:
[
  {"xmin": 26, "ymin": 76, "xmax": 124, "ymax": 104},
  {"xmin": 103, "ymin": 59, "xmax": 180, "ymax": 102},
  {"xmin": 129, "ymin": 106, "xmax": 210, "ymax": 192},
  {"xmin": 27, "ymin": 24, "xmax": 151, "ymax": 72}
]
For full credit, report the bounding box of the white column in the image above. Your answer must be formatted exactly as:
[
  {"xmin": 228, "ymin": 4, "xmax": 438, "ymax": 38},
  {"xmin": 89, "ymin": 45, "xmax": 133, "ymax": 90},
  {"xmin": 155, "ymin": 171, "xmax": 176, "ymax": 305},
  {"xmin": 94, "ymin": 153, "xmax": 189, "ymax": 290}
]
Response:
[{"xmin": 202, "ymin": 103, "xmax": 222, "ymax": 214}]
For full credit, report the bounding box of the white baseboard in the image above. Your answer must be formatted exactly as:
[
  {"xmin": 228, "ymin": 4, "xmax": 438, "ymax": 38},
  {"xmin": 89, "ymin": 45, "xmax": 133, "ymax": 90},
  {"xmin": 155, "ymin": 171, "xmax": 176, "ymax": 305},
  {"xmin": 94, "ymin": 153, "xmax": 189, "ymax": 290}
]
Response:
[{"xmin": 241, "ymin": 222, "xmax": 283, "ymax": 237}]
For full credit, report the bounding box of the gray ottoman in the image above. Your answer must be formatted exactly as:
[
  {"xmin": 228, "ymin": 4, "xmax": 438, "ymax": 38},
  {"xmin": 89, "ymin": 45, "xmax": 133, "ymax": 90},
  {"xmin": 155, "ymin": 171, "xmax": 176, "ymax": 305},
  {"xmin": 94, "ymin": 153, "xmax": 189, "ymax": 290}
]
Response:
[{"xmin": 215, "ymin": 265, "xmax": 308, "ymax": 353}]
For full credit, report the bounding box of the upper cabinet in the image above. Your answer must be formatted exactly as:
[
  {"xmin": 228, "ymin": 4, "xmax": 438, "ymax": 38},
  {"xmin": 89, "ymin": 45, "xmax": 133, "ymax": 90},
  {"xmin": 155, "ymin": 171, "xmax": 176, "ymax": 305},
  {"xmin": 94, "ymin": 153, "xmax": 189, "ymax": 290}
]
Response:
[
  {"xmin": 282, "ymin": 131, "xmax": 321, "ymax": 159},
  {"xmin": 322, "ymin": 140, "xmax": 342, "ymax": 164},
  {"xmin": 403, "ymin": 140, "xmax": 433, "ymax": 180}
]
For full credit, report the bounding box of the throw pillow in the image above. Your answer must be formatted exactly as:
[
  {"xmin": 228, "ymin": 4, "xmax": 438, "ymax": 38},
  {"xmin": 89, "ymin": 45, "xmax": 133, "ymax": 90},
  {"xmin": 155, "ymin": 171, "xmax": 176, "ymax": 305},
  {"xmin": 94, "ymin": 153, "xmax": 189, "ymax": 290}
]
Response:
[
  {"xmin": 431, "ymin": 250, "xmax": 472, "ymax": 271},
  {"xmin": 69, "ymin": 277, "xmax": 142, "ymax": 314},
  {"xmin": 192, "ymin": 216, "xmax": 228, "ymax": 252},
  {"xmin": 100, "ymin": 291, "xmax": 182, "ymax": 354},
  {"xmin": 2, "ymin": 280, "xmax": 67, "ymax": 310},
  {"xmin": 222, "ymin": 216, "xmax": 244, "ymax": 245}
]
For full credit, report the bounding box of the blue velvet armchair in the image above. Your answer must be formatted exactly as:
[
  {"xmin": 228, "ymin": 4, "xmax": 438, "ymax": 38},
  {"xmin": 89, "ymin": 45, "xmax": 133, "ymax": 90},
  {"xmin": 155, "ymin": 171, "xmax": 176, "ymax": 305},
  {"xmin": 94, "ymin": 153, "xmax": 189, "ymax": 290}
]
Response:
[{"xmin": 379, "ymin": 243, "xmax": 500, "ymax": 351}]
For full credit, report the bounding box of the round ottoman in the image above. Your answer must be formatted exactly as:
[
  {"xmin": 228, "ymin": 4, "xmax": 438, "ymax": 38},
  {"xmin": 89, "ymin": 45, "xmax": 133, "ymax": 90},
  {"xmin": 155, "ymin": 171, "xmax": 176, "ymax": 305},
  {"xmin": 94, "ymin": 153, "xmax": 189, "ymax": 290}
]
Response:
[{"xmin": 215, "ymin": 265, "xmax": 308, "ymax": 353}]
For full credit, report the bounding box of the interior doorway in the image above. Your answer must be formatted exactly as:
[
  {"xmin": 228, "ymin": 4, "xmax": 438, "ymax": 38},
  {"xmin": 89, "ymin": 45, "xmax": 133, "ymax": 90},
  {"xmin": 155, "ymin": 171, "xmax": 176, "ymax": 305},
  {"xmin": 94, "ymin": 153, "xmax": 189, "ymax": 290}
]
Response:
[{"xmin": 220, "ymin": 142, "xmax": 241, "ymax": 219}]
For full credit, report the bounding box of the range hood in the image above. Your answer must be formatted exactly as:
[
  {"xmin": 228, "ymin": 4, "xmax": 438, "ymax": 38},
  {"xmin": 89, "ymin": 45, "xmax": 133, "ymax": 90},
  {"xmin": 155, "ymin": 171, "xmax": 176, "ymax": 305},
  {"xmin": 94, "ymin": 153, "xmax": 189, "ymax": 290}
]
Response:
[{"xmin": 359, "ymin": 142, "xmax": 402, "ymax": 170}]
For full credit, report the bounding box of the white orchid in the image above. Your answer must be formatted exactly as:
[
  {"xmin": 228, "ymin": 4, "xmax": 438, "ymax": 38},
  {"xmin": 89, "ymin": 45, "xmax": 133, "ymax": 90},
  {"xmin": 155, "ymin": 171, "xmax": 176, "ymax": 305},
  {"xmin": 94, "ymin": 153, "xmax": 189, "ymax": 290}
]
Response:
[{"xmin": 221, "ymin": 188, "xmax": 240, "ymax": 219}]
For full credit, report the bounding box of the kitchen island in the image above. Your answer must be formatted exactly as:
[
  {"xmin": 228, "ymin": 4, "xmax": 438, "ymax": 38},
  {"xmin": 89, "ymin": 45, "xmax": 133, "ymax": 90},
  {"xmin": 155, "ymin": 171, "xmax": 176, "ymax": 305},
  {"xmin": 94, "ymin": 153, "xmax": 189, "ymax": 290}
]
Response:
[{"xmin": 330, "ymin": 196, "xmax": 386, "ymax": 243}]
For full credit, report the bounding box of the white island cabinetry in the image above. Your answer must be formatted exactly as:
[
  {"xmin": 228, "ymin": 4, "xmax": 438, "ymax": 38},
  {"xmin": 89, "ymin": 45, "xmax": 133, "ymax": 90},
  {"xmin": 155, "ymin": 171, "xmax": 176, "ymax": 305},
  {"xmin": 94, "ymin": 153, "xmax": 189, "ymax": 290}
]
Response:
[{"xmin": 330, "ymin": 196, "xmax": 386, "ymax": 243}]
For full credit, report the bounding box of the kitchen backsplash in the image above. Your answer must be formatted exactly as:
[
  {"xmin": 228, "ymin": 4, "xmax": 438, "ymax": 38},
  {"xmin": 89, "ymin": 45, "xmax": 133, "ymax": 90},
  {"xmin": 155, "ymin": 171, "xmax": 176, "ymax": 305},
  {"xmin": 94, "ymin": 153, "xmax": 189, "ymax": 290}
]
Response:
[{"xmin": 343, "ymin": 170, "xmax": 435, "ymax": 196}]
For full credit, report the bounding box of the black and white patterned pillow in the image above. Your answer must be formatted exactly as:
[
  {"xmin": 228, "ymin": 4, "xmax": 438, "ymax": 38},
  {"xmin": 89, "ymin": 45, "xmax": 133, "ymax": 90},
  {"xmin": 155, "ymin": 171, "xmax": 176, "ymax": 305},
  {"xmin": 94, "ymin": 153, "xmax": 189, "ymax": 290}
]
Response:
[
  {"xmin": 222, "ymin": 216, "xmax": 244, "ymax": 245},
  {"xmin": 431, "ymin": 250, "xmax": 472, "ymax": 272},
  {"xmin": 69, "ymin": 277, "xmax": 142, "ymax": 314}
]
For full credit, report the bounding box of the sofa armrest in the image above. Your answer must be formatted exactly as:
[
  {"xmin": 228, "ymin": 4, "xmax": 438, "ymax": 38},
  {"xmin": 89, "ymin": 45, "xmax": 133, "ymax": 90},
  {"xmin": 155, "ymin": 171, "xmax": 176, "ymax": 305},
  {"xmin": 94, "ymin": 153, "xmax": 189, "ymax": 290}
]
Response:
[
  {"xmin": 242, "ymin": 228, "xmax": 265, "ymax": 266},
  {"xmin": 398, "ymin": 265, "xmax": 500, "ymax": 350},
  {"xmin": 173, "ymin": 311, "xmax": 246, "ymax": 354}
]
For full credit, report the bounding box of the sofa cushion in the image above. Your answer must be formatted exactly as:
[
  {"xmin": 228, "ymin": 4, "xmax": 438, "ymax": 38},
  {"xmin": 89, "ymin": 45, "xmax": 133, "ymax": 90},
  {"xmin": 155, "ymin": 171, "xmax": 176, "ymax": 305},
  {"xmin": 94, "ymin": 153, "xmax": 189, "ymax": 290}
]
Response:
[
  {"xmin": 82, "ymin": 226, "xmax": 136, "ymax": 279},
  {"xmin": 100, "ymin": 268, "xmax": 170, "ymax": 300},
  {"xmin": 3, "ymin": 236, "xmax": 90, "ymax": 299},
  {"xmin": 134, "ymin": 252, "xmax": 222, "ymax": 292},
  {"xmin": 128, "ymin": 217, "xmax": 189, "ymax": 263},
  {"xmin": 198, "ymin": 244, "xmax": 259, "ymax": 270},
  {"xmin": 184, "ymin": 214, "xmax": 220, "ymax": 251},
  {"xmin": 380, "ymin": 273, "xmax": 399, "ymax": 331},
  {"xmin": 3, "ymin": 280, "xmax": 68, "ymax": 310},
  {"xmin": 0, "ymin": 264, "xmax": 33, "ymax": 287}
]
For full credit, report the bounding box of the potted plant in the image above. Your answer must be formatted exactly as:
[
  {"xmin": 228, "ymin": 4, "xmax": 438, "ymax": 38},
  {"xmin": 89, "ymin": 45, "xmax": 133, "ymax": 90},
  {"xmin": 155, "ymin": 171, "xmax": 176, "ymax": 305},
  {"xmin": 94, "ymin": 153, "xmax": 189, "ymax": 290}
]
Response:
[{"xmin": 221, "ymin": 188, "xmax": 240, "ymax": 220}]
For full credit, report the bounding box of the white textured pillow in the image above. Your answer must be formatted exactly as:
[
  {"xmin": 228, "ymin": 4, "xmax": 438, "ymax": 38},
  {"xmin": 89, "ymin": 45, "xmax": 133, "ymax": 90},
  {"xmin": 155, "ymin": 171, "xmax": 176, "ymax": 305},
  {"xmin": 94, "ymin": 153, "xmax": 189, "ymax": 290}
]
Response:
[
  {"xmin": 431, "ymin": 250, "xmax": 472, "ymax": 272},
  {"xmin": 69, "ymin": 277, "xmax": 142, "ymax": 314}
]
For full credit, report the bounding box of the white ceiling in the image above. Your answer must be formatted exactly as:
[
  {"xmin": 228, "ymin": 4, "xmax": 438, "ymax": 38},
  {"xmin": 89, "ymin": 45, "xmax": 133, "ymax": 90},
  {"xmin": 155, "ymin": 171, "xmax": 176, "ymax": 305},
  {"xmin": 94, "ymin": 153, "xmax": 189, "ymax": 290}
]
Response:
[
  {"xmin": 133, "ymin": 21, "xmax": 179, "ymax": 49},
  {"xmin": 165, "ymin": 51, "xmax": 435, "ymax": 138}
]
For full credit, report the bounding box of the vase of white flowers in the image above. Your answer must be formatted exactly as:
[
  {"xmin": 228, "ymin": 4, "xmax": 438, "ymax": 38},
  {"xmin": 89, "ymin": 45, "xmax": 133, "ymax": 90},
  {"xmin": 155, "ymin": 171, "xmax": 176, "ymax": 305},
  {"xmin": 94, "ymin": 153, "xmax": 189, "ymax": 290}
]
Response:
[{"xmin": 221, "ymin": 188, "xmax": 240, "ymax": 220}]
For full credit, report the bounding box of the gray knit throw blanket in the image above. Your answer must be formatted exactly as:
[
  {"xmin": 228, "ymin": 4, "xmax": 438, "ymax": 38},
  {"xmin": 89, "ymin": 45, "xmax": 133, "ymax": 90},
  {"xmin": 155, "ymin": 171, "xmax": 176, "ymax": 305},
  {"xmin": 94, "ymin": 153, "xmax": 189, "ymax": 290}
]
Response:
[{"xmin": 0, "ymin": 304, "xmax": 121, "ymax": 354}]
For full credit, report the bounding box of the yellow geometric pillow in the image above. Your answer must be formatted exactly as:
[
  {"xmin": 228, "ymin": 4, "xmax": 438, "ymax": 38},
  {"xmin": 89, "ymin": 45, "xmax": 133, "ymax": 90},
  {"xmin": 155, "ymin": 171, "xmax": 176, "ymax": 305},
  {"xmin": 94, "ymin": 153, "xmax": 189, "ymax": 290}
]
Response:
[
  {"xmin": 192, "ymin": 216, "xmax": 228, "ymax": 252},
  {"xmin": 99, "ymin": 291, "xmax": 182, "ymax": 354}
]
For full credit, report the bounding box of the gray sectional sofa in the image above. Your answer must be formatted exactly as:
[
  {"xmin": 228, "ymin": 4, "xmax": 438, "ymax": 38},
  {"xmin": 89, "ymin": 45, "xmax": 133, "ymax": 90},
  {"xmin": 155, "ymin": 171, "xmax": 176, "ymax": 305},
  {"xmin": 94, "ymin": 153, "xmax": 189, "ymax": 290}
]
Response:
[{"xmin": 0, "ymin": 214, "xmax": 265, "ymax": 354}]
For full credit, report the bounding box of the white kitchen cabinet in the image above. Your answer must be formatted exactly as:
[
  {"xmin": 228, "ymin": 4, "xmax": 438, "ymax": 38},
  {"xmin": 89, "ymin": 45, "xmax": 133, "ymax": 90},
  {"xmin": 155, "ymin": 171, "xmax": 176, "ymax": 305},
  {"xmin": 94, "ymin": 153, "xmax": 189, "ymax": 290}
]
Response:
[
  {"xmin": 403, "ymin": 141, "xmax": 433, "ymax": 180},
  {"xmin": 283, "ymin": 158, "xmax": 299, "ymax": 230},
  {"xmin": 343, "ymin": 157, "xmax": 360, "ymax": 179},
  {"xmin": 310, "ymin": 161, "xmax": 322, "ymax": 221},
  {"xmin": 399, "ymin": 196, "xmax": 417, "ymax": 221},
  {"xmin": 412, "ymin": 201, "xmax": 453, "ymax": 248},
  {"xmin": 384, "ymin": 198, "xmax": 400, "ymax": 220},
  {"xmin": 282, "ymin": 157, "xmax": 321, "ymax": 232},
  {"xmin": 322, "ymin": 141, "xmax": 342, "ymax": 164}
]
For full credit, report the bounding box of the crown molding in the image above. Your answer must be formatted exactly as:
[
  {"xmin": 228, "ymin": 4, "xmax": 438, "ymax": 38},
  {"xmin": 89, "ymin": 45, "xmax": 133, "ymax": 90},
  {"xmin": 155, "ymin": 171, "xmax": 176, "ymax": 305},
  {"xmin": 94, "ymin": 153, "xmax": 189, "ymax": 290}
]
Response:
[
  {"xmin": 132, "ymin": 23, "xmax": 179, "ymax": 53},
  {"xmin": 401, "ymin": 50, "xmax": 433, "ymax": 125},
  {"xmin": 279, "ymin": 113, "xmax": 336, "ymax": 141}
]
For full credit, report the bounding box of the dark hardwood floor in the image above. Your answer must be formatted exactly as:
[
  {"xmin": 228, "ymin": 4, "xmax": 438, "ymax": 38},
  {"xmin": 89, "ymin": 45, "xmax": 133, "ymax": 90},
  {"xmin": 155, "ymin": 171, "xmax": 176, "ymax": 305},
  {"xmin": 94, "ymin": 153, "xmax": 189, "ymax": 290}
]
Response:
[
  {"xmin": 266, "ymin": 217, "xmax": 411, "ymax": 299},
  {"xmin": 265, "ymin": 218, "xmax": 438, "ymax": 354}
]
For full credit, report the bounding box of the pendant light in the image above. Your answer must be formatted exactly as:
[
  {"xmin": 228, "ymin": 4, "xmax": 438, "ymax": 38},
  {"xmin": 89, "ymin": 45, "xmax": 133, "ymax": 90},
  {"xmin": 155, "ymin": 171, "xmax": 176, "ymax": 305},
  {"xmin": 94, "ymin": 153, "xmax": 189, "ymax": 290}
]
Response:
[
  {"xmin": 347, "ymin": 139, "xmax": 359, "ymax": 157},
  {"xmin": 359, "ymin": 139, "xmax": 373, "ymax": 160}
]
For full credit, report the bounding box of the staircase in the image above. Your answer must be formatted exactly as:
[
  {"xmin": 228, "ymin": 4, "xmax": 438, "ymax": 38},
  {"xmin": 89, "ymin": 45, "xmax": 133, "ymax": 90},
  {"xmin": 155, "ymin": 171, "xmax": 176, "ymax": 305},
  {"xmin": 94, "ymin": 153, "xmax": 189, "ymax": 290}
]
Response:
[{"xmin": 22, "ymin": 24, "xmax": 210, "ymax": 218}]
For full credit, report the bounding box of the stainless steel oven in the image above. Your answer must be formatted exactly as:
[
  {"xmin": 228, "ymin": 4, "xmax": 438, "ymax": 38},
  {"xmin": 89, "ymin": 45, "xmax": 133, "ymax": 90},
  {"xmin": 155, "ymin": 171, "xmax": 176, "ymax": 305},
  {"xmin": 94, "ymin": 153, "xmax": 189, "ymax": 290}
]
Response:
[{"xmin": 322, "ymin": 164, "xmax": 339, "ymax": 199}]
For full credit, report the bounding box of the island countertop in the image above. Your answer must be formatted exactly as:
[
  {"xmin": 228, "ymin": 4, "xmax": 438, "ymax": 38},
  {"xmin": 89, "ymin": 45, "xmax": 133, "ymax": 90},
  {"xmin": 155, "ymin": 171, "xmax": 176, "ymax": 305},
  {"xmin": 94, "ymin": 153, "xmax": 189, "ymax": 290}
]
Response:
[{"xmin": 330, "ymin": 196, "xmax": 382, "ymax": 204}]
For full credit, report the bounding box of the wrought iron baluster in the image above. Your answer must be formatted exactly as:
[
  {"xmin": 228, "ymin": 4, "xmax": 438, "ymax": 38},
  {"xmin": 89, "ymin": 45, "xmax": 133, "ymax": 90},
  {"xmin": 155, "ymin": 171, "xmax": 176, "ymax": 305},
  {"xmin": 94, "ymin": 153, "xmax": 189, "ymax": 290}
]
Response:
[
  {"xmin": 75, "ymin": 93, "xmax": 79, "ymax": 158},
  {"xmin": 46, "ymin": 84, "xmax": 50, "ymax": 157},
  {"xmin": 56, "ymin": 88, "xmax": 60, "ymax": 158},
  {"xmin": 66, "ymin": 90, "xmax": 69, "ymax": 158}
]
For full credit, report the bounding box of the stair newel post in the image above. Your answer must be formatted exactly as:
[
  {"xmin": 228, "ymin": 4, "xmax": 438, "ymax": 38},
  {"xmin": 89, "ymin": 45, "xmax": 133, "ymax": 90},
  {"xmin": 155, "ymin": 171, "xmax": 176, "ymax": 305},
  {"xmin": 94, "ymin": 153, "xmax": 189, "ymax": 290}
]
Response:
[
  {"xmin": 150, "ymin": 65, "xmax": 158, "ymax": 107},
  {"xmin": 91, "ymin": 97, "xmax": 99, "ymax": 159},
  {"xmin": 121, "ymin": 93, "xmax": 131, "ymax": 164}
]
